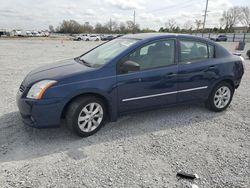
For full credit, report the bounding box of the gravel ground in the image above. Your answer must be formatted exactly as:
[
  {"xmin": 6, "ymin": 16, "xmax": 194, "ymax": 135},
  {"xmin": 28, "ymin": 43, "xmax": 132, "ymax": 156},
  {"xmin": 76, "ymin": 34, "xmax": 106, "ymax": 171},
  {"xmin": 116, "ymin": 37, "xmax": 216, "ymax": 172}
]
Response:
[{"xmin": 0, "ymin": 39, "xmax": 249, "ymax": 188}]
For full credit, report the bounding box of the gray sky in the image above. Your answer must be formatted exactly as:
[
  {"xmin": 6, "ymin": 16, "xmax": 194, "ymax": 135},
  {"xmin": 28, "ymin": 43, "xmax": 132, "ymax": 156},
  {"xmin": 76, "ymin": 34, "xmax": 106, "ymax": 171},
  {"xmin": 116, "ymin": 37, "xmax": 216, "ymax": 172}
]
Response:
[{"xmin": 0, "ymin": 0, "xmax": 249, "ymax": 30}]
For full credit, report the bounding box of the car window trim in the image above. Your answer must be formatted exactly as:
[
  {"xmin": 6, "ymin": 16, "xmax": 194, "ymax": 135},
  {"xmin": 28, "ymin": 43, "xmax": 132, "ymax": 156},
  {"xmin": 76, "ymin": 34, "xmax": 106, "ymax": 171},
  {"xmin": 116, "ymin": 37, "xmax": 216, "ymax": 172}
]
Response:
[
  {"xmin": 208, "ymin": 44, "xmax": 215, "ymax": 58},
  {"xmin": 116, "ymin": 38, "xmax": 177, "ymax": 75}
]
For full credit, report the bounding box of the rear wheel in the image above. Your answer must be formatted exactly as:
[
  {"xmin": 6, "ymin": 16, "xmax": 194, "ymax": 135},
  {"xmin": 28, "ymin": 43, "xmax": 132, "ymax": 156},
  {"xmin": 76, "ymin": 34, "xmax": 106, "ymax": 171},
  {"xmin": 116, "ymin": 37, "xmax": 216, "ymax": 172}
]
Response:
[
  {"xmin": 206, "ymin": 82, "xmax": 234, "ymax": 112},
  {"xmin": 66, "ymin": 96, "xmax": 107, "ymax": 137}
]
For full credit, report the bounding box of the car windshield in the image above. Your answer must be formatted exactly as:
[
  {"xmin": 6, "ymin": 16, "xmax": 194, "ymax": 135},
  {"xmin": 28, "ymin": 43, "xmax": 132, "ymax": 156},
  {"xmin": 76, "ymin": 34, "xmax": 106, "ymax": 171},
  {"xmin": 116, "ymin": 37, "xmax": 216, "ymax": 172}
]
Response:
[{"xmin": 79, "ymin": 38, "xmax": 138, "ymax": 67}]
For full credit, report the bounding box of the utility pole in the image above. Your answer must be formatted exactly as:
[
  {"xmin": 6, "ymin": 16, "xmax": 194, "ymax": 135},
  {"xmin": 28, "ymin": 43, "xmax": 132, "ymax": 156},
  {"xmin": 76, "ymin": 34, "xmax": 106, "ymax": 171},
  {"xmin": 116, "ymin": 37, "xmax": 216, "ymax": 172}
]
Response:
[
  {"xmin": 110, "ymin": 18, "xmax": 112, "ymax": 32},
  {"xmin": 133, "ymin": 10, "xmax": 136, "ymax": 26},
  {"xmin": 133, "ymin": 10, "xmax": 136, "ymax": 33},
  {"xmin": 202, "ymin": 0, "xmax": 209, "ymax": 32}
]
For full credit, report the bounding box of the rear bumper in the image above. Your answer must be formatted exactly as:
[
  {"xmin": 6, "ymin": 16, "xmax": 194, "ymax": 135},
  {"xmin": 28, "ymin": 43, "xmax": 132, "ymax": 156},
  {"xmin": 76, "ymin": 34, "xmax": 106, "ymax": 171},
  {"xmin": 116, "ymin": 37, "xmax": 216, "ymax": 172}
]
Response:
[{"xmin": 16, "ymin": 92, "xmax": 63, "ymax": 128}]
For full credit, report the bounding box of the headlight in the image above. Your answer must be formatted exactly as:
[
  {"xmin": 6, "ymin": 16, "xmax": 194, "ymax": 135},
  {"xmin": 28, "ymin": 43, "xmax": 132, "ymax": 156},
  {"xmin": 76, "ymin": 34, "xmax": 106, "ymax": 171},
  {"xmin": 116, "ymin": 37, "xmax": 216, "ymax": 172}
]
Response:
[{"xmin": 27, "ymin": 80, "xmax": 57, "ymax": 99}]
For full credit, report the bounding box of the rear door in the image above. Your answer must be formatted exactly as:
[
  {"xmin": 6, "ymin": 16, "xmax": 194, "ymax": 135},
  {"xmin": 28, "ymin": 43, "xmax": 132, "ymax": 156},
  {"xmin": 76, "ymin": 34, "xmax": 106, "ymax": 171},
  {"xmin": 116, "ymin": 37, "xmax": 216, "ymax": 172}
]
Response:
[
  {"xmin": 117, "ymin": 39, "xmax": 178, "ymax": 113},
  {"xmin": 177, "ymin": 39, "xmax": 217, "ymax": 102}
]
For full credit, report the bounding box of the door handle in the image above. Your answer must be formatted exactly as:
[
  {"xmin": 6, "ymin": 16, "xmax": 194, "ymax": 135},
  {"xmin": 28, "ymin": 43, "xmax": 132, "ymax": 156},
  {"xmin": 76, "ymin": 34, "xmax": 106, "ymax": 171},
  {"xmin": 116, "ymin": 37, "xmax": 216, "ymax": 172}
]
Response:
[
  {"xmin": 164, "ymin": 72, "xmax": 177, "ymax": 79},
  {"xmin": 208, "ymin": 65, "xmax": 216, "ymax": 70}
]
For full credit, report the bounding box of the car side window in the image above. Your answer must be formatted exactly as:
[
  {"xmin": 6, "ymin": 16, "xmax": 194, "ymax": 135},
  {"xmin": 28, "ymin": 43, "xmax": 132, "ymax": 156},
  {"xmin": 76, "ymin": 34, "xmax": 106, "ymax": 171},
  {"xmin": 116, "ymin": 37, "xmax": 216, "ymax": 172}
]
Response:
[
  {"xmin": 180, "ymin": 40, "xmax": 210, "ymax": 63},
  {"xmin": 126, "ymin": 40, "xmax": 175, "ymax": 70}
]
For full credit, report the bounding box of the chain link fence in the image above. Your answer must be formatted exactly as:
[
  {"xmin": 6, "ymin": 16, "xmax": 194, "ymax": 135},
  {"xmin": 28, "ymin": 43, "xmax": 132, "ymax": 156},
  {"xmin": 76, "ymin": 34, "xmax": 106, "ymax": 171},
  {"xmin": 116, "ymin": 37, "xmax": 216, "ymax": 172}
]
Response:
[{"xmin": 192, "ymin": 33, "xmax": 250, "ymax": 42}]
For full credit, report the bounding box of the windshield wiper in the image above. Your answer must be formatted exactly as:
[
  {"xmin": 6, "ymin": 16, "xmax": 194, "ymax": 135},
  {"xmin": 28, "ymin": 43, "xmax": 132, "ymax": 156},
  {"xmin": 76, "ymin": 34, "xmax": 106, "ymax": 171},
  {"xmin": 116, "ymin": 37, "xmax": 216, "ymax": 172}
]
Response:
[{"xmin": 74, "ymin": 57, "xmax": 92, "ymax": 67}]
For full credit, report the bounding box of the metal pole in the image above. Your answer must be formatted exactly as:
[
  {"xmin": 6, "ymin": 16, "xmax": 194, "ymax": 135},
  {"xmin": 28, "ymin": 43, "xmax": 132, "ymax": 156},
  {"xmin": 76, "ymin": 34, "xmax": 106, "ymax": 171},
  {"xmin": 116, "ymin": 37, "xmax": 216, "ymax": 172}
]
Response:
[
  {"xmin": 133, "ymin": 10, "xmax": 136, "ymax": 33},
  {"xmin": 110, "ymin": 18, "xmax": 112, "ymax": 32},
  {"xmin": 202, "ymin": 0, "xmax": 209, "ymax": 31}
]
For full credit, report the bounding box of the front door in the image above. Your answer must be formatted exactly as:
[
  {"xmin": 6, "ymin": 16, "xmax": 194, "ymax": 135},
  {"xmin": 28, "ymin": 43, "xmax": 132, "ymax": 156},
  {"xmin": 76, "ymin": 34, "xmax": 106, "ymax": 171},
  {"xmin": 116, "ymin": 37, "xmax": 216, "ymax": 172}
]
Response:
[{"xmin": 116, "ymin": 39, "xmax": 178, "ymax": 113}]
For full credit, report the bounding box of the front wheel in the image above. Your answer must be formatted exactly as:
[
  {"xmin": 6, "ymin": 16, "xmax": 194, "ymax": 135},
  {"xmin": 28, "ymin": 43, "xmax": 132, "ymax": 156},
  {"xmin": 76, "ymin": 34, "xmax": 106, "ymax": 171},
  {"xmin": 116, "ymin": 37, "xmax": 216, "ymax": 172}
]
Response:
[
  {"xmin": 206, "ymin": 82, "xmax": 234, "ymax": 112},
  {"xmin": 66, "ymin": 96, "xmax": 107, "ymax": 137}
]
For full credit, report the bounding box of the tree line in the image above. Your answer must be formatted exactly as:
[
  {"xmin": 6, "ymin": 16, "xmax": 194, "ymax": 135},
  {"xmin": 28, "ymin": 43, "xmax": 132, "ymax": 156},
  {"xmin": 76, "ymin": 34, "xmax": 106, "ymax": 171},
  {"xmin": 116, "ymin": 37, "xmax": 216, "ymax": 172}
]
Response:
[
  {"xmin": 49, "ymin": 6, "xmax": 250, "ymax": 34},
  {"xmin": 49, "ymin": 20, "xmax": 142, "ymax": 34},
  {"xmin": 160, "ymin": 6, "xmax": 250, "ymax": 33}
]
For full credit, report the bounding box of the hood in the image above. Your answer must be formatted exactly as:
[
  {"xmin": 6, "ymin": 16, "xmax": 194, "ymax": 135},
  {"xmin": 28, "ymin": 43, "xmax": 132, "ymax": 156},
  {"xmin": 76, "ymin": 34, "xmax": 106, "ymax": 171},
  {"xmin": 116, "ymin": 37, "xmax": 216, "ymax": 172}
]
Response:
[{"xmin": 22, "ymin": 59, "xmax": 93, "ymax": 87}]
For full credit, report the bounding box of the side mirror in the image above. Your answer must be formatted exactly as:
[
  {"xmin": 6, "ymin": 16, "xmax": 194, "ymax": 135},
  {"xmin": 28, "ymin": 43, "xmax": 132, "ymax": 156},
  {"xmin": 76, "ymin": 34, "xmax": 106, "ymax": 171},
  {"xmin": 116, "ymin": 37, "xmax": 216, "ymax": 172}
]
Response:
[{"xmin": 120, "ymin": 60, "xmax": 140, "ymax": 73}]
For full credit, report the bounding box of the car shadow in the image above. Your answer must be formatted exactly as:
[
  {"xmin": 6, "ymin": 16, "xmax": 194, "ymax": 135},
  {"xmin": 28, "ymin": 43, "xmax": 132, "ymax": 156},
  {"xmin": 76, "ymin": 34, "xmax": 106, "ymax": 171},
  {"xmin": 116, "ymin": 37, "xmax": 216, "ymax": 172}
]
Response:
[{"xmin": 0, "ymin": 104, "xmax": 225, "ymax": 163}]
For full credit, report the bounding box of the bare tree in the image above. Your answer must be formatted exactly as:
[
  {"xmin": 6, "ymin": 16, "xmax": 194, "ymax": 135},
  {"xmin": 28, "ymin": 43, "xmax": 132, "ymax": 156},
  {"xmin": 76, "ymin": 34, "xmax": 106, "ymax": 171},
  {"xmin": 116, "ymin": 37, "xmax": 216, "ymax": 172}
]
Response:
[
  {"xmin": 165, "ymin": 19, "xmax": 177, "ymax": 31},
  {"xmin": 119, "ymin": 22, "xmax": 126, "ymax": 33},
  {"xmin": 94, "ymin": 23, "xmax": 106, "ymax": 33},
  {"xmin": 220, "ymin": 6, "xmax": 241, "ymax": 31},
  {"xmin": 124, "ymin": 21, "xmax": 139, "ymax": 33},
  {"xmin": 49, "ymin": 25, "xmax": 55, "ymax": 33},
  {"xmin": 195, "ymin": 19, "xmax": 202, "ymax": 31},
  {"xmin": 240, "ymin": 6, "xmax": 250, "ymax": 31},
  {"xmin": 183, "ymin": 20, "xmax": 193, "ymax": 30},
  {"xmin": 82, "ymin": 22, "xmax": 93, "ymax": 33},
  {"xmin": 112, "ymin": 21, "xmax": 119, "ymax": 31},
  {"xmin": 105, "ymin": 20, "xmax": 119, "ymax": 32},
  {"xmin": 126, "ymin": 21, "xmax": 135, "ymax": 30},
  {"xmin": 56, "ymin": 20, "xmax": 83, "ymax": 34}
]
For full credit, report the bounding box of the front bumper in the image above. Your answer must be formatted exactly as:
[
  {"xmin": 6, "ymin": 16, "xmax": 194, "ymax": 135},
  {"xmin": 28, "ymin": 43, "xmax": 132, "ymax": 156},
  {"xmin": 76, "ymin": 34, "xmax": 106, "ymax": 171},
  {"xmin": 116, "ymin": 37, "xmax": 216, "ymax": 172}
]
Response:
[{"xmin": 16, "ymin": 92, "xmax": 63, "ymax": 128}]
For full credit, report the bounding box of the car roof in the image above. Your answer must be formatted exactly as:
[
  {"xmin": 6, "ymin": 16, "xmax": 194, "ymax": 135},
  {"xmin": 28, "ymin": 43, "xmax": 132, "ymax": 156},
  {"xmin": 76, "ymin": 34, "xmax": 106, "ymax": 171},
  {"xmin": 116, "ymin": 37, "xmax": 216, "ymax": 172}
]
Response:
[{"xmin": 121, "ymin": 33, "xmax": 212, "ymax": 43}]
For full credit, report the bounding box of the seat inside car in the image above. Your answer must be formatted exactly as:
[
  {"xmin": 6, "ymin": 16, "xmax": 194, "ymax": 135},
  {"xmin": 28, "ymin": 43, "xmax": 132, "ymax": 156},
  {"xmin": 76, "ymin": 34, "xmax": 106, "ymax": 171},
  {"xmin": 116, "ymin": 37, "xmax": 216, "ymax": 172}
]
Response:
[
  {"xmin": 198, "ymin": 46, "xmax": 208, "ymax": 58},
  {"xmin": 148, "ymin": 42, "xmax": 173, "ymax": 67}
]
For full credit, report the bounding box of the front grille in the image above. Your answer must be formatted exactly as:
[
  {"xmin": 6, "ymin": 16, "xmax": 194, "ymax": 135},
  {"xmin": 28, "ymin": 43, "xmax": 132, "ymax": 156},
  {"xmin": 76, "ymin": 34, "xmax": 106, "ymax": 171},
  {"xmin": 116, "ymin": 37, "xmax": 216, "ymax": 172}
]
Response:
[{"xmin": 19, "ymin": 84, "xmax": 25, "ymax": 93}]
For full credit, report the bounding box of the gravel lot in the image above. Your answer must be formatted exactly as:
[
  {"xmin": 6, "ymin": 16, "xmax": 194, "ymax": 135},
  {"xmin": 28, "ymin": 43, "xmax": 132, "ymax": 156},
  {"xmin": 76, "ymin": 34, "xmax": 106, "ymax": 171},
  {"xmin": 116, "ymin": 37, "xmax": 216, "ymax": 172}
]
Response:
[{"xmin": 0, "ymin": 39, "xmax": 249, "ymax": 188}]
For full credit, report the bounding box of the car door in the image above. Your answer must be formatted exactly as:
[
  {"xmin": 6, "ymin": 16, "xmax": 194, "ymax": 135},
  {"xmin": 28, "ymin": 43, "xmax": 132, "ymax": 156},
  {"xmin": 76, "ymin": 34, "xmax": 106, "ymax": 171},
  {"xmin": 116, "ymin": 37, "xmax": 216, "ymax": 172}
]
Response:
[
  {"xmin": 117, "ymin": 39, "xmax": 178, "ymax": 113},
  {"xmin": 177, "ymin": 39, "xmax": 217, "ymax": 103}
]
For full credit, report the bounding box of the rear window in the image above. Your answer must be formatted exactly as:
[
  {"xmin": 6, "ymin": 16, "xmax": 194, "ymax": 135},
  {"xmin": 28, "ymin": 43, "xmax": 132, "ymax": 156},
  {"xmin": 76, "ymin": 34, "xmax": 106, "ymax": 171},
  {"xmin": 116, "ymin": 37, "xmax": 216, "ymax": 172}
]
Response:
[{"xmin": 180, "ymin": 40, "xmax": 214, "ymax": 63}]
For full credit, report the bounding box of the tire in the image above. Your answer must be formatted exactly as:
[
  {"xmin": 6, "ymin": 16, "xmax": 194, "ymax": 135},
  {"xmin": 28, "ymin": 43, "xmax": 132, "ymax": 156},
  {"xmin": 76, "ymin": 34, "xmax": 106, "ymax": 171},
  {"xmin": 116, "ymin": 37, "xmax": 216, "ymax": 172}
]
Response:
[
  {"xmin": 66, "ymin": 96, "xmax": 107, "ymax": 137},
  {"xmin": 86, "ymin": 39, "xmax": 89, "ymax": 41},
  {"xmin": 206, "ymin": 82, "xmax": 234, "ymax": 112}
]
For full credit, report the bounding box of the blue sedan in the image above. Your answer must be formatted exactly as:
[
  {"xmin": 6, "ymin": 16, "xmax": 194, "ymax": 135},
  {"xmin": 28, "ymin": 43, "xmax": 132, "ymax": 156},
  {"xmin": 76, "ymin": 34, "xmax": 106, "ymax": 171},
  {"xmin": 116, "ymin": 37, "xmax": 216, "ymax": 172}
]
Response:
[{"xmin": 17, "ymin": 33, "xmax": 245, "ymax": 137}]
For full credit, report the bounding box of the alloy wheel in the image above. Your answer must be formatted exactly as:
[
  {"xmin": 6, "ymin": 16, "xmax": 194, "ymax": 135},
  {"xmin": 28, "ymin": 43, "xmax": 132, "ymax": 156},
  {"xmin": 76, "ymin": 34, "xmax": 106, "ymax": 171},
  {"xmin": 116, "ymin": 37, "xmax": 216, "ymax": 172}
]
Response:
[
  {"xmin": 213, "ymin": 86, "xmax": 231, "ymax": 109},
  {"xmin": 78, "ymin": 103, "xmax": 103, "ymax": 132}
]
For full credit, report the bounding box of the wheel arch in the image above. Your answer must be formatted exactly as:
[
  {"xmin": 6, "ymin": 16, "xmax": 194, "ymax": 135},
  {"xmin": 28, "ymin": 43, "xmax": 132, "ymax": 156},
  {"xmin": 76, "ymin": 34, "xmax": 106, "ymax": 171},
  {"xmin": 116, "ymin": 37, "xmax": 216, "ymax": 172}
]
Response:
[
  {"xmin": 217, "ymin": 79, "xmax": 235, "ymax": 89},
  {"xmin": 208, "ymin": 78, "xmax": 235, "ymax": 98},
  {"xmin": 61, "ymin": 92, "xmax": 111, "ymax": 120},
  {"xmin": 219, "ymin": 79, "xmax": 236, "ymax": 89}
]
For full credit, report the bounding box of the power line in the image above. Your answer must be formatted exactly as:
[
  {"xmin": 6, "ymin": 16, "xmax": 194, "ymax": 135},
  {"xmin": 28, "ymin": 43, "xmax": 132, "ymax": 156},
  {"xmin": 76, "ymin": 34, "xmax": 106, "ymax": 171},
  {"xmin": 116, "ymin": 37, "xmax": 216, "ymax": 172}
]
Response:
[{"xmin": 149, "ymin": 0, "xmax": 202, "ymax": 13}]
